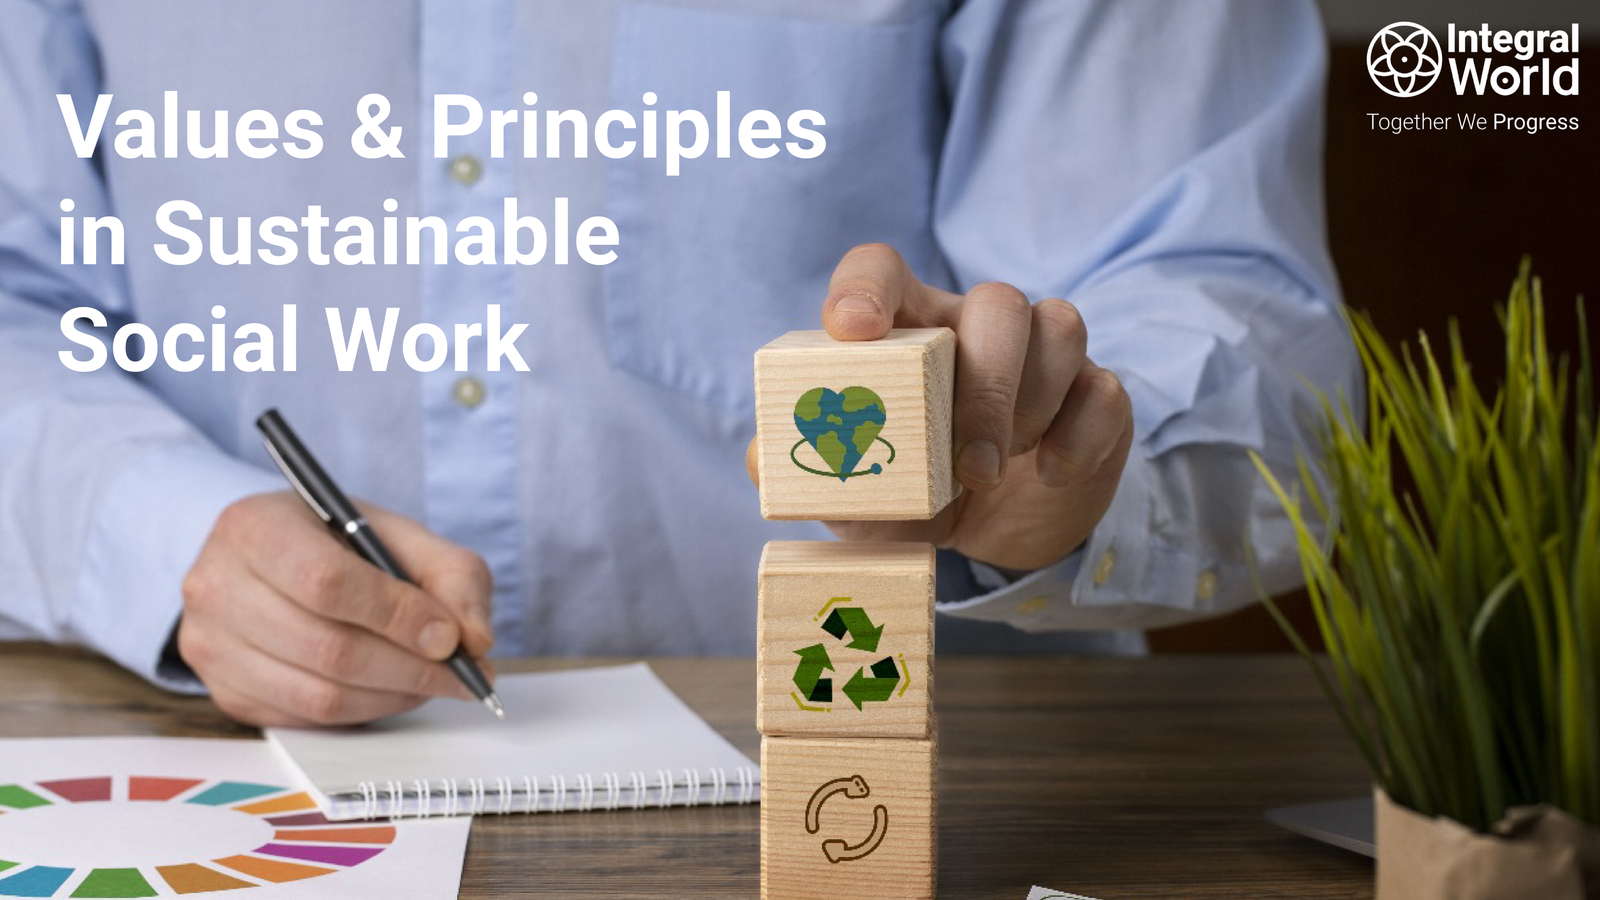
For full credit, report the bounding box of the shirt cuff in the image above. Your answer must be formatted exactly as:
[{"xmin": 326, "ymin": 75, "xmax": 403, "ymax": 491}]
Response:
[
  {"xmin": 936, "ymin": 447, "xmax": 1225, "ymax": 631},
  {"xmin": 73, "ymin": 442, "xmax": 280, "ymax": 694}
]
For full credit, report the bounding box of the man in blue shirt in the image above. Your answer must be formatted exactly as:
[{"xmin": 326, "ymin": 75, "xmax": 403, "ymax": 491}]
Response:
[{"xmin": 0, "ymin": 1, "xmax": 1355, "ymax": 726}]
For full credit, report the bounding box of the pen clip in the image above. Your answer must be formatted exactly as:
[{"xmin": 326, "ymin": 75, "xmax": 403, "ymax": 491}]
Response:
[{"xmin": 261, "ymin": 435, "xmax": 334, "ymax": 525}]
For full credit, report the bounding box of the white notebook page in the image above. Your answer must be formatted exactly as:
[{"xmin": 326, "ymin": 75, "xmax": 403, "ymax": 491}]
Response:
[{"xmin": 266, "ymin": 663, "xmax": 758, "ymax": 820}]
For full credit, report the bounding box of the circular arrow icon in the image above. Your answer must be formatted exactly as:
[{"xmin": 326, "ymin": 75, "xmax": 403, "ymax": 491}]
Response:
[{"xmin": 804, "ymin": 775, "xmax": 888, "ymax": 864}]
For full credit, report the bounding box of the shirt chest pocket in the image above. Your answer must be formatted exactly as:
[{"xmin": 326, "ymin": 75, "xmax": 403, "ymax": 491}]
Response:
[{"xmin": 602, "ymin": 4, "xmax": 948, "ymax": 417}]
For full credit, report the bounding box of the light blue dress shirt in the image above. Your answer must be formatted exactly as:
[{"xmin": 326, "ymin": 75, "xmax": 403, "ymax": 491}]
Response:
[{"xmin": 0, "ymin": 0, "xmax": 1356, "ymax": 689}]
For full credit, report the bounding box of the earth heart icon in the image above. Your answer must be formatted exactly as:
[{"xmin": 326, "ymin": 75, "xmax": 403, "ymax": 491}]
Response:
[{"xmin": 791, "ymin": 387, "xmax": 893, "ymax": 481}]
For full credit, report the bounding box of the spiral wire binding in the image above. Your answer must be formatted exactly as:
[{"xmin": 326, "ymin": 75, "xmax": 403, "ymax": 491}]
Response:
[
  {"xmin": 339, "ymin": 764, "xmax": 759, "ymax": 818},
  {"xmin": 359, "ymin": 781, "xmax": 376, "ymax": 820}
]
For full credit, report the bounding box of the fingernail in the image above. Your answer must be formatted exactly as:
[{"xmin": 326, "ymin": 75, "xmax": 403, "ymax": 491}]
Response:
[
  {"xmin": 957, "ymin": 439, "xmax": 1002, "ymax": 487},
  {"xmin": 833, "ymin": 294, "xmax": 881, "ymax": 321},
  {"xmin": 418, "ymin": 621, "xmax": 455, "ymax": 658}
]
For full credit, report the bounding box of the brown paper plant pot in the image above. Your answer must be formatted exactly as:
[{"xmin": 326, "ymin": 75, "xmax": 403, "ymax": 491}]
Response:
[{"xmin": 1376, "ymin": 788, "xmax": 1600, "ymax": 900}]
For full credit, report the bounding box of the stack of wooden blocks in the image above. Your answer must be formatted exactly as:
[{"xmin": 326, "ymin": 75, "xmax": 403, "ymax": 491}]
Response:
[{"xmin": 753, "ymin": 328, "xmax": 958, "ymax": 900}]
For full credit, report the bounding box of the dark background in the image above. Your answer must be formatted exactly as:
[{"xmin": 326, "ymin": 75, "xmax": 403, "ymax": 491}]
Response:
[{"xmin": 1151, "ymin": 21, "xmax": 1598, "ymax": 652}]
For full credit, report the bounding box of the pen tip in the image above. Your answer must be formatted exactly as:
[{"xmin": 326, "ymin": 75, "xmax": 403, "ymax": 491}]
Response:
[{"xmin": 484, "ymin": 694, "xmax": 506, "ymax": 720}]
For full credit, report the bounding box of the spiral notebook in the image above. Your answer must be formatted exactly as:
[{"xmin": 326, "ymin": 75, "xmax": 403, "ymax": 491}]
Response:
[{"xmin": 265, "ymin": 663, "xmax": 759, "ymax": 821}]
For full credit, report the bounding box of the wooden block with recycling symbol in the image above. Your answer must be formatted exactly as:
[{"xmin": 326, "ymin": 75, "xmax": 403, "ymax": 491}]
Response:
[
  {"xmin": 754, "ymin": 328, "xmax": 957, "ymax": 521},
  {"xmin": 757, "ymin": 541, "xmax": 933, "ymax": 739}
]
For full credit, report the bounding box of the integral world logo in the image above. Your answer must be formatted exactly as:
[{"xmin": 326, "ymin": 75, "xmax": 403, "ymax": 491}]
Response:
[
  {"xmin": 1365, "ymin": 22, "xmax": 1580, "ymax": 134},
  {"xmin": 1368, "ymin": 23, "xmax": 1443, "ymax": 98},
  {"xmin": 1367, "ymin": 22, "xmax": 1580, "ymax": 99}
]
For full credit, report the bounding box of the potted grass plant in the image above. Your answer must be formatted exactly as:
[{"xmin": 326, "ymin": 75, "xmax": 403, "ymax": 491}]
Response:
[{"xmin": 1256, "ymin": 264, "xmax": 1599, "ymax": 900}]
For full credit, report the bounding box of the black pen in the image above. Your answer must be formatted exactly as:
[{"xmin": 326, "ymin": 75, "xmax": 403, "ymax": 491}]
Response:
[{"xmin": 255, "ymin": 408, "xmax": 505, "ymax": 720}]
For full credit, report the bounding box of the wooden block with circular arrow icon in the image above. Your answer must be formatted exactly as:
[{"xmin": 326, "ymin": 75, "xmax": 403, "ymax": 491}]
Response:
[
  {"xmin": 754, "ymin": 328, "xmax": 957, "ymax": 521},
  {"xmin": 756, "ymin": 541, "xmax": 934, "ymax": 739},
  {"xmin": 760, "ymin": 735, "xmax": 936, "ymax": 900}
]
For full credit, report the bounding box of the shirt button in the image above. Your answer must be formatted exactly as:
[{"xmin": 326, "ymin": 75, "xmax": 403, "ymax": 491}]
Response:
[
  {"xmin": 453, "ymin": 376, "xmax": 485, "ymax": 409},
  {"xmin": 1196, "ymin": 570, "xmax": 1219, "ymax": 603},
  {"xmin": 1092, "ymin": 550, "xmax": 1116, "ymax": 586},
  {"xmin": 449, "ymin": 154, "xmax": 482, "ymax": 185}
]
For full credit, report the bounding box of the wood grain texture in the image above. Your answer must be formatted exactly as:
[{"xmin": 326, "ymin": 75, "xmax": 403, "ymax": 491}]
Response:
[
  {"xmin": 761, "ymin": 736, "xmax": 936, "ymax": 900},
  {"xmin": 0, "ymin": 645, "xmax": 1376, "ymax": 899},
  {"xmin": 755, "ymin": 328, "xmax": 957, "ymax": 520},
  {"xmin": 757, "ymin": 541, "xmax": 934, "ymax": 739}
]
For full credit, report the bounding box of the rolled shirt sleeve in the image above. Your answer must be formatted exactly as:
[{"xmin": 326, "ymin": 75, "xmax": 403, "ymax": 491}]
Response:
[
  {"xmin": 933, "ymin": 0, "xmax": 1358, "ymax": 629},
  {"xmin": 0, "ymin": 0, "xmax": 280, "ymax": 689}
]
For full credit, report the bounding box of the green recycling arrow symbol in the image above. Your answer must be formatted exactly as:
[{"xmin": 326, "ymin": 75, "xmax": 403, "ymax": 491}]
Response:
[
  {"xmin": 820, "ymin": 606, "xmax": 884, "ymax": 652},
  {"xmin": 792, "ymin": 643, "xmax": 834, "ymax": 703},
  {"xmin": 842, "ymin": 656, "xmax": 901, "ymax": 710},
  {"xmin": 789, "ymin": 597, "xmax": 904, "ymax": 713}
]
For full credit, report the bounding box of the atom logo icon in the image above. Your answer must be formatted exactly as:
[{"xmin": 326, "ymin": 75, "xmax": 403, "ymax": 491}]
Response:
[{"xmin": 1368, "ymin": 22, "xmax": 1442, "ymax": 97}]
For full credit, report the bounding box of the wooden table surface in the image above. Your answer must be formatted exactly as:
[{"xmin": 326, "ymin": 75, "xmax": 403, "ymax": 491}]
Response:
[{"xmin": 0, "ymin": 644, "xmax": 1374, "ymax": 899}]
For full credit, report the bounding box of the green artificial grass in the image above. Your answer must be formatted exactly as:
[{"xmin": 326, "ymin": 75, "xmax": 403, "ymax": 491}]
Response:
[{"xmin": 1255, "ymin": 261, "xmax": 1597, "ymax": 832}]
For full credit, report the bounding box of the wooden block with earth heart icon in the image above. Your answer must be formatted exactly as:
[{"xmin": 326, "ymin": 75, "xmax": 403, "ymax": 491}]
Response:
[
  {"xmin": 757, "ymin": 541, "xmax": 934, "ymax": 739},
  {"xmin": 761, "ymin": 735, "xmax": 936, "ymax": 900},
  {"xmin": 755, "ymin": 328, "xmax": 958, "ymax": 521}
]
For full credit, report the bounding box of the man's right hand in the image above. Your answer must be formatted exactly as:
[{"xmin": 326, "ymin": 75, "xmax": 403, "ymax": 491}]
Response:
[{"xmin": 178, "ymin": 490, "xmax": 496, "ymax": 727}]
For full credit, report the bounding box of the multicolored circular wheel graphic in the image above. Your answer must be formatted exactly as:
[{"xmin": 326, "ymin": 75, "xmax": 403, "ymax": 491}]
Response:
[{"xmin": 0, "ymin": 776, "xmax": 393, "ymax": 897}]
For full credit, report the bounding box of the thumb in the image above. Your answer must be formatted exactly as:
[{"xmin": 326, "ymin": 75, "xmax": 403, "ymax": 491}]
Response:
[{"xmin": 821, "ymin": 243, "xmax": 960, "ymax": 340}]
